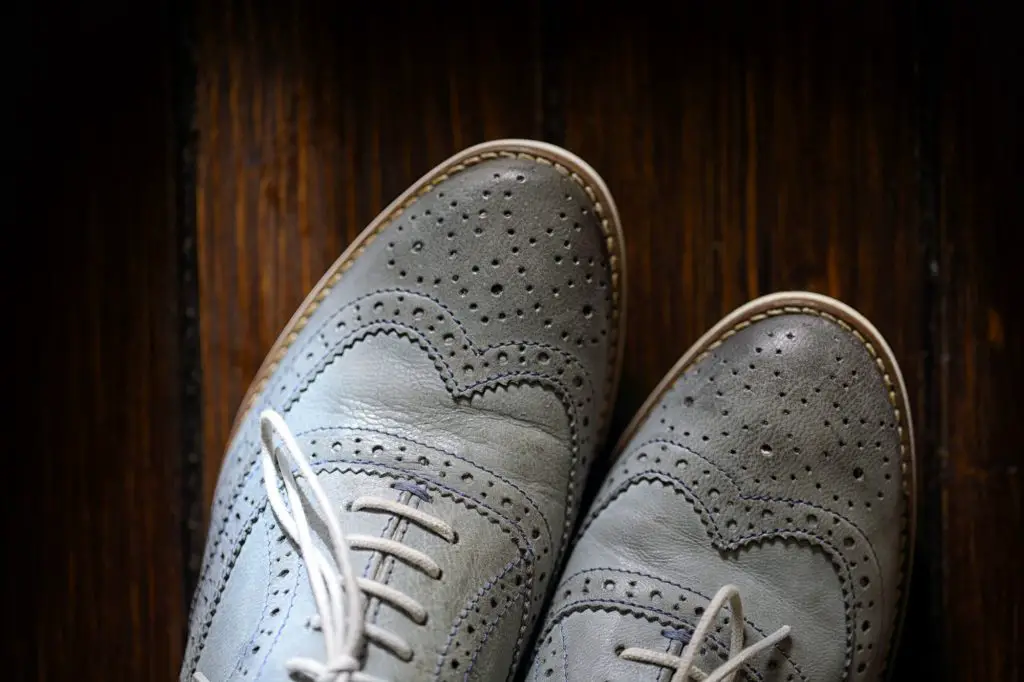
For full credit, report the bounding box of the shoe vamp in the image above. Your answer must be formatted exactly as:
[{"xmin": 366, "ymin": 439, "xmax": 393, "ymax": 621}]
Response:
[
  {"xmin": 543, "ymin": 481, "xmax": 845, "ymax": 681},
  {"xmin": 284, "ymin": 330, "xmax": 575, "ymax": 520},
  {"xmin": 215, "ymin": 332, "xmax": 574, "ymax": 680}
]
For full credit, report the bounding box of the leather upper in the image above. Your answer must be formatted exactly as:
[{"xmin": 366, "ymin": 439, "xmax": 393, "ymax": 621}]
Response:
[
  {"xmin": 528, "ymin": 308, "xmax": 912, "ymax": 682},
  {"xmin": 182, "ymin": 151, "xmax": 624, "ymax": 682}
]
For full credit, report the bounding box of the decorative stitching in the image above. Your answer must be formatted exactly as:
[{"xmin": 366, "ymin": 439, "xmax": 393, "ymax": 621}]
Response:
[
  {"xmin": 701, "ymin": 307, "xmax": 910, "ymax": 682},
  {"xmin": 559, "ymin": 620, "xmax": 569, "ymax": 682},
  {"xmin": 464, "ymin": 588, "xmax": 526, "ymax": 678},
  {"xmin": 589, "ymin": 439, "xmax": 881, "ymax": 572},
  {"xmin": 282, "ymin": 321, "xmax": 584, "ymax": 553},
  {"xmin": 320, "ymin": 469, "xmax": 536, "ymax": 678},
  {"xmin": 288, "ymin": 320, "xmax": 584, "ymax": 415},
  {"xmin": 294, "ymin": 425, "xmax": 554, "ymax": 549},
  {"xmin": 282, "ymin": 287, "xmax": 593, "ymax": 381},
  {"xmin": 224, "ymin": 512, "xmax": 275, "ymax": 681},
  {"xmin": 546, "ymin": 566, "xmax": 808, "ymax": 681},
  {"xmin": 255, "ymin": 528, "xmax": 303, "ymax": 679},
  {"xmin": 282, "ymin": 289, "xmax": 592, "ymax": 386},
  {"xmin": 240, "ymin": 150, "xmax": 622, "ymax": 439},
  {"xmin": 188, "ymin": 457, "xmax": 537, "ymax": 672},
  {"xmin": 549, "ymin": 600, "xmax": 770, "ymax": 682},
  {"xmin": 193, "ymin": 149, "xmax": 625, "ymax": 678},
  {"xmin": 242, "ymin": 147, "xmax": 623, "ymax": 553},
  {"xmin": 601, "ymin": 305, "xmax": 910, "ymax": 681},
  {"xmin": 193, "ymin": 316, "xmax": 581, "ymax": 657},
  {"xmin": 581, "ymin": 471, "xmax": 856, "ymax": 679},
  {"xmin": 436, "ymin": 557, "xmax": 518, "ymax": 675}
]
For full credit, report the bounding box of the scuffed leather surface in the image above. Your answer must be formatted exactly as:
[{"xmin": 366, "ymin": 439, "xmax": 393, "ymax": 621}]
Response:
[
  {"xmin": 528, "ymin": 310, "xmax": 910, "ymax": 682},
  {"xmin": 182, "ymin": 154, "xmax": 622, "ymax": 681}
]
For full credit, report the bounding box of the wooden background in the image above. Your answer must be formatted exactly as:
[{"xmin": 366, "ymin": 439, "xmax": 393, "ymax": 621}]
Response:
[{"xmin": 16, "ymin": 1, "xmax": 1020, "ymax": 680}]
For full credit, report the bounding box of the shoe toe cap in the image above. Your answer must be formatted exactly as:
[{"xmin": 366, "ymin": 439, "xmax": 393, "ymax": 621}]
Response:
[{"xmin": 342, "ymin": 151, "xmax": 624, "ymax": 389}]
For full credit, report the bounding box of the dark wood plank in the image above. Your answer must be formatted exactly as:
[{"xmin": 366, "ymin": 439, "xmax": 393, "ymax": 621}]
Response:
[
  {"xmin": 195, "ymin": 1, "xmax": 544, "ymax": 513},
  {"xmin": 15, "ymin": 3, "xmax": 185, "ymax": 680},
  {"xmin": 555, "ymin": 4, "xmax": 934, "ymax": 677},
  {"xmin": 939, "ymin": 5, "xmax": 1022, "ymax": 679}
]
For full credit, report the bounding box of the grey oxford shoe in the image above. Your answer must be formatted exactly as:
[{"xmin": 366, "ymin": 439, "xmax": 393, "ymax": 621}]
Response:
[
  {"xmin": 182, "ymin": 140, "xmax": 627, "ymax": 682},
  {"xmin": 527, "ymin": 292, "xmax": 916, "ymax": 682}
]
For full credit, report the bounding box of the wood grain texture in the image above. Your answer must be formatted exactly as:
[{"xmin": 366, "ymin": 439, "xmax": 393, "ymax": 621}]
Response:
[
  {"xmin": 939, "ymin": 4, "xmax": 1022, "ymax": 678},
  {"xmin": 14, "ymin": 3, "xmax": 185, "ymax": 680},
  {"xmin": 195, "ymin": 1, "xmax": 544, "ymax": 516}
]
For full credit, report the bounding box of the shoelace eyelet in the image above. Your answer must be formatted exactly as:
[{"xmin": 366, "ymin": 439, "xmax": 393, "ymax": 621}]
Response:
[
  {"xmin": 616, "ymin": 585, "xmax": 790, "ymax": 682},
  {"xmin": 241, "ymin": 409, "xmax": 458, "ymax": 682}
]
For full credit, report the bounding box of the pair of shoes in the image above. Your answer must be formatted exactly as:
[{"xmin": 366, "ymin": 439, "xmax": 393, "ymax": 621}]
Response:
[{"xmin": 182, "ymin": 140, "xmax": 916, "ymax": 682}]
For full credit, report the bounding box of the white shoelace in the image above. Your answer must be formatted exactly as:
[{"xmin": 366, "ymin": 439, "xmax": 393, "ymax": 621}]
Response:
[
  {"xmin": 618, "ymin": 584, "xmax": 791, "ymax": 682},
  {"xmin": 195, "ymin": 409, "xmax": 456, "ymax": 682}
]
